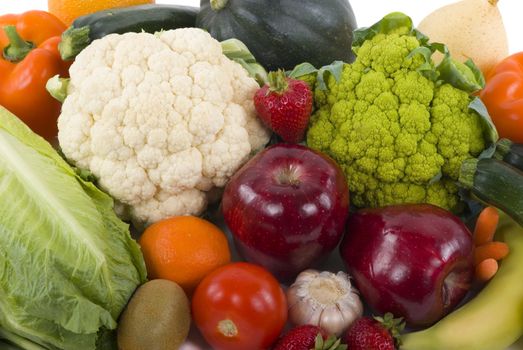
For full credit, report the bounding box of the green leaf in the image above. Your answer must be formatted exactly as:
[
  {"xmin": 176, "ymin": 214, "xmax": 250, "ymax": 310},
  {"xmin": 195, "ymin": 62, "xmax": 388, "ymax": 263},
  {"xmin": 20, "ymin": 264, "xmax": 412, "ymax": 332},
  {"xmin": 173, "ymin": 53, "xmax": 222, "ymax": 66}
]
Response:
[
  {"xmin": 0, "ymin": 106, "xmax": 146, "ymax": 350},
  {"xmin": 469, "ymin": 97, "xmax": 499, "ymax": 145},
  {"xmin": 328, "ymin": 339, "xmax": 348, "ymax": 350},
  {"xmin": 317, "ymin": 61, "xmax": 345, "ymax": 90},
  {"xmin": 0, "ymin": 329, "xmax": 46, "ymax": 350},
  {"xmin": 464, "ymin": 59, "xmax": 486, "ymax": 88},
  {"xmin": 374, "ymin": 313, "xmax": 405, "ymax": 347},
  {"xmin": 351, "ymin": 11, "xmax": 486, "ymax": 97},
  {"xmin": 323, "ymin": 335, "xmax": 336, "ymax": 348},
  {"xmin": 433, "ymin": 44, "xmax": 485, "ymax": 93},
  {"xmin": 46, "ymin": 75, "xmax": 70, "ymax": 103},
  {"xmin": 428, "ymin": 171, "xmax": 443, "ymax": 185},
  {"xmin": 287, "ymin": 62, "xmax": 318, "ymax": 79},
  {"xmin": 313, "ymin": 334, "xmax": 347, "ymax": 350},
  {"xmin": 352, "ymin": 12, "xmax": 414, "ymax": 52},
  {"xmin": 408, "ymin": 46, "xmax": 439, "ymax": 81},
  {"xmin": 407, "ymin": 46, "xmax": 433, "ymax": 62},
  {"xmin": 413, "ymin": 28, "xmax": 430, "ymax": 46},
  {"xmin": 220, "ymin": 38, "xmax": 256, "ymax": 63},
  {"xmin": 221, "ymin": 38, "xmax": 268, "ymax": 86},
  {"xmin": 315, "ymin": 334, "xmax": 324, "ymax": 349},
  {"xmin": 478, "ymin": 143, "xmax": 497, "ymax": 160},
  {"xmin": 407, "ymin": 41, "xmax": 485, "ymax": 93}
]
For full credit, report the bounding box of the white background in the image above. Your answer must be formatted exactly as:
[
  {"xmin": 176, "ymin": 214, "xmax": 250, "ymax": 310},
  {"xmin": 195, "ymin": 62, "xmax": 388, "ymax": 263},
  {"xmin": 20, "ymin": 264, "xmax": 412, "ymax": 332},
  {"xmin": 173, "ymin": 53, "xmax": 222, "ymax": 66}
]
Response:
[{"xmin": 1, "ymin": 0, "xmax": 522, "ymax": 54}]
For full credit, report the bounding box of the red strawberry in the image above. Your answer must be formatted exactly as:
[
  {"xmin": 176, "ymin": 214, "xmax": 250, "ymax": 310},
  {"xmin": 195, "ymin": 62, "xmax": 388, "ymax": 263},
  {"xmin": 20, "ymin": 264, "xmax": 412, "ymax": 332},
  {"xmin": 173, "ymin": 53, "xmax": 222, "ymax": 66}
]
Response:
[
  {"xmin": 273, "ymin": 325, "xmax": 346, "ymax": 350},
  {"xmin": 254, "ymin": 70, "xmax": 313, "ymax": 144},
  {"xmin": 344, "ymin": 313, "xmax": 405, "ymax": 350}
]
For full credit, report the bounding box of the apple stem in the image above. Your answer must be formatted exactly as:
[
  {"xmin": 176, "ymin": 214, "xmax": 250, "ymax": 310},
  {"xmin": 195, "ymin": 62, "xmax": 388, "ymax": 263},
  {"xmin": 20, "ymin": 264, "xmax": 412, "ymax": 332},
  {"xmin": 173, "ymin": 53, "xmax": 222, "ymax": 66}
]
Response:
[{"xmin": 275, "ymin": 166, "xmax": 301, "ymax": 187}]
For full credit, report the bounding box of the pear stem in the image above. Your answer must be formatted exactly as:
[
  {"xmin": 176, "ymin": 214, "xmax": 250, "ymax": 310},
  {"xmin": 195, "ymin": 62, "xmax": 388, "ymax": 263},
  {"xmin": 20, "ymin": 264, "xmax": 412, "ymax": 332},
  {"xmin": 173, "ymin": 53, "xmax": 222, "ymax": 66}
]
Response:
[{"xmin": 488, "ymin": 0, "xmax": 499, "ymax": 6}]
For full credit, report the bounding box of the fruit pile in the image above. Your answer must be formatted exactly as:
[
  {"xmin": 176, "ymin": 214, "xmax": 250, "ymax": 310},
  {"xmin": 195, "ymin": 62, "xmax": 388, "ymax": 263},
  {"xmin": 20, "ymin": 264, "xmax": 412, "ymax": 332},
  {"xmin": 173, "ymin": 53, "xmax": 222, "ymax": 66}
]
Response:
[{"xmin": 0, "ymin": 0, "xmax": 523, "ymax": 349}]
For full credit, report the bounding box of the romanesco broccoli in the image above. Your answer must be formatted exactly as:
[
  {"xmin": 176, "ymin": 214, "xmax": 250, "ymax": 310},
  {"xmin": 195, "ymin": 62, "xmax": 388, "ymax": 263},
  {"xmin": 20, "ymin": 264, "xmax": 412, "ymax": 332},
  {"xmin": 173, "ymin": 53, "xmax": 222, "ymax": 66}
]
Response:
[{"xmin": 306, "ymin": 13, "xmax": 496, "ymax": 210}]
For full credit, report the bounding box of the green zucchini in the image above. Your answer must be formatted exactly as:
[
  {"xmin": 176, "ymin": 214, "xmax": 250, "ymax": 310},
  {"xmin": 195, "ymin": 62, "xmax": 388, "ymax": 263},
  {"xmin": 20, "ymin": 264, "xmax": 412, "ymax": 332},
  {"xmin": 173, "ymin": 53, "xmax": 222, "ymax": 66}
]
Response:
[
  {"xmin": 59, "ymin": 4, "xmax": 199, "ymax": 60},
  {"xmin": 459, "ymin": 158, "xmax": 523, "ymax": 227},
  {"xmin": 493, "ymin": 138, "xmax": 523, "ymax": 172}
]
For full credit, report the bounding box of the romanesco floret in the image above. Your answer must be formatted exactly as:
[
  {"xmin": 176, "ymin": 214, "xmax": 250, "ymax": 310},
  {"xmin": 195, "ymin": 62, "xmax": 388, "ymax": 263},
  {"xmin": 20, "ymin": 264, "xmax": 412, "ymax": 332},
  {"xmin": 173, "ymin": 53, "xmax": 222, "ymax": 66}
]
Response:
[{"xmin": 307, "ymin": 13, "xmax": 492, "ymax": 210}]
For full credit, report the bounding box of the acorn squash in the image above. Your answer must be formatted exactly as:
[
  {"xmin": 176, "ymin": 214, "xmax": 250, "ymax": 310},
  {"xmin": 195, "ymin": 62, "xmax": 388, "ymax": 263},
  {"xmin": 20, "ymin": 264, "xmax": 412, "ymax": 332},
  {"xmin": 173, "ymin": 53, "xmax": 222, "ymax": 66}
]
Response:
[{"xmin": 196, "ymin": 0, "xmax": 358, "ymax": 71}]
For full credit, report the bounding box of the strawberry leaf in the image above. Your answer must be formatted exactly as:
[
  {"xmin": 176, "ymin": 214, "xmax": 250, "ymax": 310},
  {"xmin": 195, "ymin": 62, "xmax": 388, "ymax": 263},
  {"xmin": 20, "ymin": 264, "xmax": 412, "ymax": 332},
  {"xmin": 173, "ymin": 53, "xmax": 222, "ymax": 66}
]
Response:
[
  {"xmin": 314, "ymin": 334, "xmax": 324, "ymax": 349},
  {"xmin": 373, "ymin": 313, "xmax": 405, "ymax": 348},
  {"xmin": 313, "ymin": 334, "xmax": 347, "ymax": 350}
]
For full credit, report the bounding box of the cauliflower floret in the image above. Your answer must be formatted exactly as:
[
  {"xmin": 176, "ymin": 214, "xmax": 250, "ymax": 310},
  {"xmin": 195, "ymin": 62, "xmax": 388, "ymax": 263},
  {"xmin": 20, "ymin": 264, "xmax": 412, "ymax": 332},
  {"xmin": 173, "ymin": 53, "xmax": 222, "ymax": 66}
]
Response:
[
  {"xmin": 58, "ymin": 28, "xmax": 270, "ymax": 225},
  {"xmin": 307, "ymin": 15, "xmax": 492, "ymax": 211}
]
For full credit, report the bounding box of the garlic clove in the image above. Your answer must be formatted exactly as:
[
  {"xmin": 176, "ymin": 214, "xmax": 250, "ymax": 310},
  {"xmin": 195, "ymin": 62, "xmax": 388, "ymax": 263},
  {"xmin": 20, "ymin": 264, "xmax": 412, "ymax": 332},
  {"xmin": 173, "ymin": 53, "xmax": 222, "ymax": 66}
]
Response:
[
  {"xmin": 337, "ymin": 295, "xmax": 364, "ymax": 330},
  {"xmin": 288, "ymin": 293, "xmax": 317, "ymax": 325},
  {"xmin": 318, "ymin": 304, "xmax": 348, "ymax": 335}
]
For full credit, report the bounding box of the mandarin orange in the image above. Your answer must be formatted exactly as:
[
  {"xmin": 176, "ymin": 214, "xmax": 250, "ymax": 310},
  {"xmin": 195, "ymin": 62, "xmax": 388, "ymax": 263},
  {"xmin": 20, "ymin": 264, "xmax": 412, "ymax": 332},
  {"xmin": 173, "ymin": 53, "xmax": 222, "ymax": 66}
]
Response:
[
  {"xmin": 139, "ymin": 216, "xmax": 231, "ymax": 295},
  {"xmin": 48, "ymin": 0, "xmax": 155, "ymax": 26}
]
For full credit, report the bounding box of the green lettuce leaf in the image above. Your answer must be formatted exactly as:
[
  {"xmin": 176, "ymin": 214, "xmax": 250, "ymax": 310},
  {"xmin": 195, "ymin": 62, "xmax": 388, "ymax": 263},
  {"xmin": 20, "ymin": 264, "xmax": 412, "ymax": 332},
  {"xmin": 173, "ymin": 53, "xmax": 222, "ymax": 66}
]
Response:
[{"xmin": 0, "ymin": 106, "xmax": 147, "ymax": 350}]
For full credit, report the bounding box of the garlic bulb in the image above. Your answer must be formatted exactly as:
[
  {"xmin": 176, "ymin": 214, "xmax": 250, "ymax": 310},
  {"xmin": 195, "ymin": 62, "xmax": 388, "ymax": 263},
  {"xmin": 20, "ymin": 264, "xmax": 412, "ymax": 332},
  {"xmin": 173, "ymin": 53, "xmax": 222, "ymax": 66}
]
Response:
[{"xmin": 286, "ymin": 269, "xmax": 363, "ymax": 336}]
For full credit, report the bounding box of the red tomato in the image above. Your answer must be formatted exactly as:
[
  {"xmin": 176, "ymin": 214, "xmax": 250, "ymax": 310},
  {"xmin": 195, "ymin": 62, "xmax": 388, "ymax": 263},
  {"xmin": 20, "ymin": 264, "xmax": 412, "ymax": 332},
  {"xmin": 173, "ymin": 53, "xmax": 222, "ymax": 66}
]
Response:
[
  {"xmin": 480, "ymin": 52, "xmax": 523, "ymax": 143},
  {"xmin": 192, "ymin": 262, "xmax": 287, "ymax": 350}
]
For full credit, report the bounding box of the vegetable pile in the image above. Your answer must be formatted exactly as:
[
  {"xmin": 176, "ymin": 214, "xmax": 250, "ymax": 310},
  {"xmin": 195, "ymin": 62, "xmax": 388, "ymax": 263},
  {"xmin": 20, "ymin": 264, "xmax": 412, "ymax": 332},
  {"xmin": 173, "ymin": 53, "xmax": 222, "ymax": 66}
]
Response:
[{"xmin": 1, "ymin": 0, "xmax": 523, "ymax": 349}]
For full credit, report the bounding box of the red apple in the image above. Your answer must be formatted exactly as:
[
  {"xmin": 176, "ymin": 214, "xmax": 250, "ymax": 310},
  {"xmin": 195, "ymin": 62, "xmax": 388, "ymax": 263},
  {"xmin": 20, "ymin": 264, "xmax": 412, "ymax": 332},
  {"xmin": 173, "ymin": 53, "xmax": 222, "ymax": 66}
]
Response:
[
  {"xmin": 340, "ymin": 204, "xmax": 474, "ymax": 328},
  {"xmin": 222, "ymin": 144, "xmax": 349, "ymax": 281}
]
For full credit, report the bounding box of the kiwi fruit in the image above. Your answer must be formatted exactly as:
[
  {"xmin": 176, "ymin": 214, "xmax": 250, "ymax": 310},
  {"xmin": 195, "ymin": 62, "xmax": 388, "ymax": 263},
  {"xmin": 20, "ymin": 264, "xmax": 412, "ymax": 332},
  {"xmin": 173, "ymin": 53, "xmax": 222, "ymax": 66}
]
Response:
[{"xmin": 117, "ymin": 279, "xmax": 191, "ymax": 350}]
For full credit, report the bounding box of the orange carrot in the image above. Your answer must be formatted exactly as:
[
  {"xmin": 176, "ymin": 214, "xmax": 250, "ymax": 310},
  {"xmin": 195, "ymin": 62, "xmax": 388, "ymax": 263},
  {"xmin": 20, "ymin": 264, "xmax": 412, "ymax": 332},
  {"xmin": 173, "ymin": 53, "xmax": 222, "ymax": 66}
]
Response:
[
  {"xmin": 474, "ymin": 241, "xmax": 510, "ymax": 265},
  {"xmin": 475, "ymin": 258, "xmax": 499, "ymax": 282},
  {"xmin": 474, "ymin": 206, "xmax": 499, "ymax": 245}
]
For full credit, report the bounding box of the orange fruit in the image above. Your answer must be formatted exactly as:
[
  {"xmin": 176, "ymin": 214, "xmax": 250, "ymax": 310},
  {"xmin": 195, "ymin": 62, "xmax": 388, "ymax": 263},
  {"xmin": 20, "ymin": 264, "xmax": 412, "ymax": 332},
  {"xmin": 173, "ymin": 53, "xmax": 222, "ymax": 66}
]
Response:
[
  {"xmin": 48, "ymin": 0, "xmax": 155, "ymax": 26},
  {"xmin": 139, "ymin": 216, "xmax": 231, "ymax": 295}
]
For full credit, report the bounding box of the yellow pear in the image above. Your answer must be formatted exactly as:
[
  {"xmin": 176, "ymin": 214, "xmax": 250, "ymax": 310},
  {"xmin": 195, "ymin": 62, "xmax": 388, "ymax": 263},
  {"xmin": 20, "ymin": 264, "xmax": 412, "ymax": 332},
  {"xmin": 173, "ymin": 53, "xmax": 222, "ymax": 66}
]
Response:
[{"xmin": 417, "ymin": 0, "xmax": 509, "ymax": 76}]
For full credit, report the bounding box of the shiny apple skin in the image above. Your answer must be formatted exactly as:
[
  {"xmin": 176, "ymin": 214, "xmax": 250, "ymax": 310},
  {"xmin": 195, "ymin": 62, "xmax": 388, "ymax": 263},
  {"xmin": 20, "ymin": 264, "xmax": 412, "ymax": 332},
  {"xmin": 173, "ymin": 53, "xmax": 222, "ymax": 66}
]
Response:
[
  {"xmin": 340, "ymin": 204, "xmax": 474, "ymax": 328},
  {"xmin": 222, "ymin": 144, "xmax": 349, "ymax": 281}
]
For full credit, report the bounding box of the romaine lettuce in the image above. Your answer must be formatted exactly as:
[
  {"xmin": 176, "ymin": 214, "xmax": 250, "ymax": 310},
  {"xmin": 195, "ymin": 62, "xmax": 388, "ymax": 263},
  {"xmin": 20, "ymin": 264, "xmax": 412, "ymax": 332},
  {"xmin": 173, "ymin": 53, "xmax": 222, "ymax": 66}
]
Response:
[{"xmin": 0, "ymin": 106, "xmax": 147, "ymax": 350}]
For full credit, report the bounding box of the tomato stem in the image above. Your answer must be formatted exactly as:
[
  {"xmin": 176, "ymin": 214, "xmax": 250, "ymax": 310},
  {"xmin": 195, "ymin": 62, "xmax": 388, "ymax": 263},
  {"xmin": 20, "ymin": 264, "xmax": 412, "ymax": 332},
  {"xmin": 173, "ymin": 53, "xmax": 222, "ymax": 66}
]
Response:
[
  {"xmin": 217, "ymin": 319, "xmax": 238, "ymax": 337},
  {"xmin": 2, "ymin": 25, "xmax": 34, "ymax": 62}
]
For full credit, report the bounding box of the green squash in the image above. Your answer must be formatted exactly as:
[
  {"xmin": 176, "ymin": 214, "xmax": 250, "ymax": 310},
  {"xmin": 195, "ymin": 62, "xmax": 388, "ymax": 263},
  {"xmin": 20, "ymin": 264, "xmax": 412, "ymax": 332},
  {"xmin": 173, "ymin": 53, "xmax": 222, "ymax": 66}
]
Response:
[{"xmin": 196, "ymin": 0, "xmax": 358, "ymax": 71}]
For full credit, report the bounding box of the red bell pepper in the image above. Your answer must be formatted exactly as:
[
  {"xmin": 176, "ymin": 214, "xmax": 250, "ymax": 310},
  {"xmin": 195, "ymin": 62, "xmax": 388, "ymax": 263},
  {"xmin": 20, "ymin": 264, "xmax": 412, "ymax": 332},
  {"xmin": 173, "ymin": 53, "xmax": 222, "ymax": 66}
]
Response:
[
  {"xmin": 0, "ymin": 10, "xmax": 71, "ymax": 142},
  {"xmin": 480, "ymin": 52, "xmax": 523, "ymax": 143}
]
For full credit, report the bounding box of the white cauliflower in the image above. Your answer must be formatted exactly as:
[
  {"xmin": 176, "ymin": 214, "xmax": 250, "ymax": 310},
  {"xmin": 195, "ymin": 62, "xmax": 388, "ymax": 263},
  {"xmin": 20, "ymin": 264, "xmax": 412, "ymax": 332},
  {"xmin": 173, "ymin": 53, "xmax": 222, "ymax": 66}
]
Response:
[{"xmin": 57, "ymin": 28, "xmax": 270, "ymax": 225}]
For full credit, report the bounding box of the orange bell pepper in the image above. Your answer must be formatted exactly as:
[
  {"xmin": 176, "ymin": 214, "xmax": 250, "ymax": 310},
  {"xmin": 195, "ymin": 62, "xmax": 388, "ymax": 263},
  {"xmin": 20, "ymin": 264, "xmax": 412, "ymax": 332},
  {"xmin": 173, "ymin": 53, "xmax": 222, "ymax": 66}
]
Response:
[
  {"xmin": 0, "ymin": 10, "xmax": 71, "ymax": 142},
  {"xmin": 480, "ymin": 52, "xmax": 523, "ymax": 143}
]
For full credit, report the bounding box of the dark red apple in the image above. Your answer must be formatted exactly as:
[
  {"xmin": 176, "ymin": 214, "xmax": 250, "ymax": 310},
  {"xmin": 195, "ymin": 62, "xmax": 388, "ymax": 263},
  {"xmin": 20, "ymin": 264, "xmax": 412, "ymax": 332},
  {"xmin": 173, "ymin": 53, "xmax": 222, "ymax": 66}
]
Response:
[
  {"xmin": 340, "ymin": 204, "xmax": 474, "ymax": 328},
  {"xmin": 222, "ymin": 144, "xmax": 349, "ymax": 281}
]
